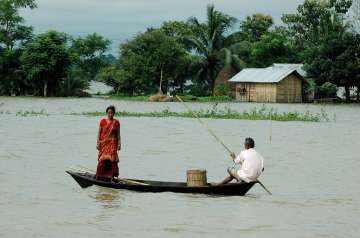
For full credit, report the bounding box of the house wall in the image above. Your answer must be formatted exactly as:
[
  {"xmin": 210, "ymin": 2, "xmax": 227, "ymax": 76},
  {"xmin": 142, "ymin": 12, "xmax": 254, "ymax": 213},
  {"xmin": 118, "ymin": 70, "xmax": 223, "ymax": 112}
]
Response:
[
  {"xmin": 233, "ymin": 73, "xmax": 303, "ymax": 103},
  {"xmin": 276, "ymin": 74, "xmax": 302, "ymax": 103},
  {"xmin": 235, "ymin": 83, "xmax": 277, "ymax": 102}
]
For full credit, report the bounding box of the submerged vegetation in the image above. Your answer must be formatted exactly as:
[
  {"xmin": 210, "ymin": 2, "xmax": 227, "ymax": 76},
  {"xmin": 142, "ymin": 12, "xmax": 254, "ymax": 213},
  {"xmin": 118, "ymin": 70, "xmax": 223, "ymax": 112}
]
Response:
[
  {"xmin": 108, "ymin": 94, "xmax": 233, "ymax": 102},
  {"xmin": 0, "ymin": 109, "xmax": 49, "ymax": 117},
  {"xmin": 74, "ymin": 106, "xmax": 330, "ymax": 122}
]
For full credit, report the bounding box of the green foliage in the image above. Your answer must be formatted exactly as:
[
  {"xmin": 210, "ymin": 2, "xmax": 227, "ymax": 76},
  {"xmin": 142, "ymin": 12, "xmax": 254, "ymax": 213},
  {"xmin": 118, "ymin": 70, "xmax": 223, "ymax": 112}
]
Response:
[
  {"xmin": 303, "ymin": 78, "xmax": 317, "ymax": 96},
  {"xmin": 15, "ymin": 109, "xmax": 48, "ymax": 117},
  {"xmin": 0, "ymin": 0, "xmax": 36, "ymax": 95},
  {"xmin": 304, "ymin": 30, "xmax": 358, "ymax": 83},
  {"xmin": 77, "ymin": 105, "xmax": 330, "ymax": 122},
  {"xmin": 250, "ymin": 28, "xmax": 300, "ymax": 67},
  {"xmin": 282, "ymin": 0, "xmax": 352, "ymax": 49},
  {"xmin": 108, "ymin": 94, "xmax": 233, "ymax": 102},
  {"xmin": 0, "ymin": 109, "xmax": 48, "ymax": 116},
  {"xmin": 20, "ymin": 30, "xmax": 72, "ymax": 96},
  {"xmin": 317, "ymin": 82, "xmax": 338, "ymax": 98},
  {"xmin": 303, "ymin": 30, "xmax": 360, "ymax": 101},
  {"xmin": 240, "ymin": 13, "xmax": 274, "ymax": 42},
  {"xmin": 160, "ymin": 21, "xmax": 196, "ymax": 49},
  {"xmin": 108, "ymin": 94, "xmax": 150, "ymax": 101},
  {"xmin": 283, "ymin": 0, "xmax": 359, "ymax": 101},
  {"xmin": 228, "ymin": 41, "xmax": 253, "ymax": 66},
  {"xmin": 117, "ymin": 29, "xmax": 188, "ymax": 95},
  {"xmin": 214, "ymin": 83, "xmax": 232, "ymax": 96},
  {"xmin": 60, "ymin": 68, "xmax": 90, "ymax": 97},
  {"xmin": 96, "ymin": 65, "xmax": 123, "ymax": 93},
  {"xmin": 188, "ymin": 81, "xmax": 210, "ymax": 96},
  {"xmin": 0, "ymin": 1, "xmax": 359, "ymax": 103},
  {"xmin": 187, "ymin": 4, "xmax": 238, "ymax": 95},
  {"xmin": 71, "ymin": 33, "xmax": 111, "ymax": 80},
  {"xmin": 7, "ymin": 0, "xmax": 36, "ymax": 8},
  {"xmin": 195, "ymin": 95, "xmax": 232, "ymax": 102},
  {"xmin": 0, "ymin": 0, "xmax": 35, "ymax": 50},
  {"xmin": 0, "ymin": 48, "xmax": 25, "ymax": 95}
]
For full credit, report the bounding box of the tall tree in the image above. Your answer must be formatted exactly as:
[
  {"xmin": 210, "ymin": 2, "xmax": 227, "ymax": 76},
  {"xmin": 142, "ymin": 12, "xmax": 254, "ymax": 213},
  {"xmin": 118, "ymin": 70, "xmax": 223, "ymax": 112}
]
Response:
[
  {"xmin": 351, "ymin": 0, "xmax": 360, "ymax": 100},
  {"xmin": 97, "ymin": 65, "xmax": 123, "ymax": 93},
  {"xmin": 0, "ymin": 0, "xmax": 36, "ymax": 50},
  {"xmin": 0, "ymin": 48, "xmax": 24, "ymax": 95},
  {"xmin": 0, "ymin": 0, "xmax": 36, "ymax": 95},
  {"xmin": 116, "ymin": 29, "xmax": 188, "ymax": 95},
  {"xmin": 284, "ymin": 0, "xmax": 358, "ymax": 101},
  {"xmin": 21, "ymin": 30, "xmax": 72, "ymax": 97},
  {"xmin": 304, "ymin": 30, "xmax": 360, "ymax": 101},
  {"xmin": 71, "ymin": 33, "xmax": 111, "ymax": 81},
  {"xmin": 160, "ymin": 21, "xmax": 197, "ymax": 50},
  {"xmin": 250, "ymin": 28, "xmax": 300, "ymax": 67},
  {"xmin": 187, "ymin": 4, "xmax": 238, "ymax": 95},
  {"xmin": 282, "ymin": 0, "xmax": 352, "ymax": 49},
  {"xmin": 240, "ymin": 13, "xmax": 274, "ymax": 42}
]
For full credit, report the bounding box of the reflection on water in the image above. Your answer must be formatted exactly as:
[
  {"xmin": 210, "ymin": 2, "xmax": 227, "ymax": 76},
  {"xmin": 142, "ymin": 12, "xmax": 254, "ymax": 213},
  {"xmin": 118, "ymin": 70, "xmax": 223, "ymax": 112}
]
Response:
[
  {"xmin": 0, "ymin": 97, "xmax": 359, "ymax": 238},
  {"xmin": 91, "ymin": 187, "xmax": 123, "ymax": 209}
]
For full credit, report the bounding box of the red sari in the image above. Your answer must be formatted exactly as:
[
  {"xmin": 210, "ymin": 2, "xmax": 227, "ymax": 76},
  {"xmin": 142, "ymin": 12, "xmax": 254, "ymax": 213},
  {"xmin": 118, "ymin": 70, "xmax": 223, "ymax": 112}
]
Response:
[{"xmin": 96, "ymin": 118, "xmax": 120, "ymax": 178}]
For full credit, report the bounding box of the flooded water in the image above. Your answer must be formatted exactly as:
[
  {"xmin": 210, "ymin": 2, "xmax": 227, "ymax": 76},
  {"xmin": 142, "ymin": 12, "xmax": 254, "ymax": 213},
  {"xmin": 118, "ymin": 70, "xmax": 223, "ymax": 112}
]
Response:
[{"xmin": 0, "ymin": 96, "xmax": 359, "ymax": 238}]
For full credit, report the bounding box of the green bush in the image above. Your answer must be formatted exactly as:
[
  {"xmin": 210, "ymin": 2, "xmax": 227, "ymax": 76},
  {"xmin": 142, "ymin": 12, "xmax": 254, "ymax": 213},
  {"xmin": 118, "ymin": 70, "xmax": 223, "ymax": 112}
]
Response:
[
  {"xmin": 214, "ymin": 83, "xmax": 232, "ymax": 96},
  {"xmin": 317, "ymin": 82, "xmax": 338, "ymax": 98},
  {"xmin": 189, "ymin": 82, "xmax": 210, "ymax": 97},
  {"xmin": 303, "ymin": 78, "xmax": 316, "ymax": 95},
  {"xmin": 60, "ymin": 69, "xmax": 90, "ymax": 97}
]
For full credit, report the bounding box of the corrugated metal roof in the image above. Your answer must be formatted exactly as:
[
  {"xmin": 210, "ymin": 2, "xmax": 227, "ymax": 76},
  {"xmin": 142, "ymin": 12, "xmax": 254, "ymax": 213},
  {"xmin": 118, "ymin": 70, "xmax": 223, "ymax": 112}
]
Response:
[
  {"xmin": 229, "ymin": 67, "xmax": 297, "ymax": 83},
  {"xmin": 272, "ymin": 63, "xmax": 307, "ymax": 77}
]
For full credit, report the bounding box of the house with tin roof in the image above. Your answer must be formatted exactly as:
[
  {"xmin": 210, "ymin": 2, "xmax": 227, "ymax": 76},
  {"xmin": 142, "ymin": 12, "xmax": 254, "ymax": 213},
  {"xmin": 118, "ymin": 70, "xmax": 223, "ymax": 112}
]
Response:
[
  {"xmin": 229, "ymin": 65, "xmax": 304, "ymax": 103},
  {"xmin": 272, "ymin": 64, "xmax": 306, "ymax": 77}
]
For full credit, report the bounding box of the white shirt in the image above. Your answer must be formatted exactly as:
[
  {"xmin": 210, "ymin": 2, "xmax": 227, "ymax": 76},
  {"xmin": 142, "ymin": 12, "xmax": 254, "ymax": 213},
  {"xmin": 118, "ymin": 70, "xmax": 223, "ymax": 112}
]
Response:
[{"xmin": 234, "ymin": 148, "xmax": 264, "ymax": 182}]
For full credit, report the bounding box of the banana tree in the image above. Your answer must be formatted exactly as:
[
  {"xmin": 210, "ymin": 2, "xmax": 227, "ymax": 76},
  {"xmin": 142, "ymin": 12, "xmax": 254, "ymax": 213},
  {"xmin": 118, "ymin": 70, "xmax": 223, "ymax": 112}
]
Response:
[{"xmin": 187, "ymin": 4, "xmax": 239, "ymax": 95}]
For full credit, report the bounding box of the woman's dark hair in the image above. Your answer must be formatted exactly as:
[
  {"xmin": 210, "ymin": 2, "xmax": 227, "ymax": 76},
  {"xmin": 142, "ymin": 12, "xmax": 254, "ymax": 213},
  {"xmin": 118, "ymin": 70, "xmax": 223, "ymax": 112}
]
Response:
[
  {"xmin": 245, "ymin": 137, "xmax": 255, "ymax": 148},
  {"xmin": 106, "ymin": 105, "xmax": 116, "ymax": 114}
]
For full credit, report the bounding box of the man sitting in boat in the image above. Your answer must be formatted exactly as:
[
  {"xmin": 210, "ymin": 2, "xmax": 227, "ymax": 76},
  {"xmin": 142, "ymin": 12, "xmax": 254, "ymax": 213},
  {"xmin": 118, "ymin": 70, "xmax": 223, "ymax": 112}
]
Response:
[{"xmin": 214, "ymin": 138, "xmax": 264, "ymax": 185}]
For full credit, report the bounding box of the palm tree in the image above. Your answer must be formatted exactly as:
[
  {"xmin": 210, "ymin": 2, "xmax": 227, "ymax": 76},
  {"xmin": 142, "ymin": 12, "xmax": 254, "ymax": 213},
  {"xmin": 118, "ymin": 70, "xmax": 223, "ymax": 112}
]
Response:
[{"xmin": 187, "ymin": 4, "xmax": 240, "ymax": 95}]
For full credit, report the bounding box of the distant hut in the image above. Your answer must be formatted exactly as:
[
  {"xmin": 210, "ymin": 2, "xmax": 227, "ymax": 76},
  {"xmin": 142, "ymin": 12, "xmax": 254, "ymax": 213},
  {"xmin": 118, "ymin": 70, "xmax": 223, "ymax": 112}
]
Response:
[{"xmin": 229, "ymin": 67, "xmax": 304, "ymax": 103}]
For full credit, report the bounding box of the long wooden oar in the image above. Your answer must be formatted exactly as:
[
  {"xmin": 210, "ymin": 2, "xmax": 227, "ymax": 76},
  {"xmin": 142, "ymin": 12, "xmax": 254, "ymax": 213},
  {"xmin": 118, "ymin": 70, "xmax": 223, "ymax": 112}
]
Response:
[{"xmin": 175, "ymin": 95, "xmax": 272, "ymax": 195}]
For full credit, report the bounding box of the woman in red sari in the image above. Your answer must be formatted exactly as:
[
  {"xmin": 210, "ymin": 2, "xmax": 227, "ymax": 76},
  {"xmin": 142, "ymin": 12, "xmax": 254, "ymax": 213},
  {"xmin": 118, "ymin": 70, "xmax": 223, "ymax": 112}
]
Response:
[{"xmin": 96, "ymin": 105, "xmax": 121, "ymax": 180}]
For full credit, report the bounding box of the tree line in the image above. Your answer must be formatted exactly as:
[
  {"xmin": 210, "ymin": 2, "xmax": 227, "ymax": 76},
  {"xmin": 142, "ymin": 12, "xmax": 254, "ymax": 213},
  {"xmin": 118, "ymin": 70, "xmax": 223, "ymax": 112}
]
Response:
[
  {"xmin": 0, "ymin": 0, "xmax": 113, "ymax": 96},
  {"xmin": 1, "ymin": 0, "xmax": 359, "ymax": 101}
]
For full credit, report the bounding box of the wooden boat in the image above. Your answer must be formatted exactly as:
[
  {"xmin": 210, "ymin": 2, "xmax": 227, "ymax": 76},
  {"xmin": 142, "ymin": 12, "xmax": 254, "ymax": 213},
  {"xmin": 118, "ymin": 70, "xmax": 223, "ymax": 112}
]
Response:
[{"xmin": 66, "ymin": 170, "xmax": 257, "ymax": 196}]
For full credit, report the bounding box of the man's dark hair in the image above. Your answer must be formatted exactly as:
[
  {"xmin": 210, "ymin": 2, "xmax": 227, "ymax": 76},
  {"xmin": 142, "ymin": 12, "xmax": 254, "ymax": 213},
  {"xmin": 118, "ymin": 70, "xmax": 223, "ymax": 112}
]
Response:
[
  {"xmin": 106, "ymin": 105, "xmax": 116, "ymax": 114},
  {"xmin": 245, "ymin": 137, "xmax": 255, "ymax": 148}
]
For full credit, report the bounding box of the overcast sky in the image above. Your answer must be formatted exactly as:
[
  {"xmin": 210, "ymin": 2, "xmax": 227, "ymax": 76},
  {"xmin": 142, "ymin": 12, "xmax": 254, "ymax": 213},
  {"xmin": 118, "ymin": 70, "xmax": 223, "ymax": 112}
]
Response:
[{"xmin": 20, "ymin": 0, "xmax": 304, "ymax": 54}]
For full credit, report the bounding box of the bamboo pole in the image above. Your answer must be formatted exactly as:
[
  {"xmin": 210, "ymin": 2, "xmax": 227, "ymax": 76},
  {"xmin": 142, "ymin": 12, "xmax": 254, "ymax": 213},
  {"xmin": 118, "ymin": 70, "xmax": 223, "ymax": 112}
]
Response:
[
  {"xmin": 176, "ymin": 95, "xmax": 272, "ymax": 195},
  {"xmin": 175, "ymin": 95, "xmax": 232, "ymax": 154}
]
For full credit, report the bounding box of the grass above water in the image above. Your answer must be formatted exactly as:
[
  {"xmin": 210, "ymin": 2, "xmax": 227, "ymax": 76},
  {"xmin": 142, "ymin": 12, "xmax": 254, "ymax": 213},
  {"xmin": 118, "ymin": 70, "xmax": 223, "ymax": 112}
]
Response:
[
  {"xmin": 0, "ymin": 106, "xmax": 331, "ymax": 122},
  {"xmin": 0, "ymin": 109, "xmax": 49, "ymax": 117},
  {"xmin": 107, "ymin": 94, "xmax": 233, "ymax": 102},
  {"xmin": 74, "ymin": 106, "xmax": 330, "ymax": 122}
]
